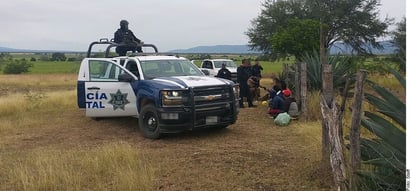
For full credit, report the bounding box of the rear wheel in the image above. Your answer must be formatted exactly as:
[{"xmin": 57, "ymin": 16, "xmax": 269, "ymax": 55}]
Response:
[{"xmin": 138, "ymin": 104, "xmax": 161, "ymax": 139}]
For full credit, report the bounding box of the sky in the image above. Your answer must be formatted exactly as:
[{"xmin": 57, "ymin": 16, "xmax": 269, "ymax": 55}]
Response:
[{"xmin": 0, "ymin": 0, "xmax": 406, "ymax": 52}]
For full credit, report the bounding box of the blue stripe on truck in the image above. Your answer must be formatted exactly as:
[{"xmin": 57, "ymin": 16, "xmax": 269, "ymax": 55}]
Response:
[{"xmin": 77, "ymin": 81, "xmax": 86, "ymax": 108}]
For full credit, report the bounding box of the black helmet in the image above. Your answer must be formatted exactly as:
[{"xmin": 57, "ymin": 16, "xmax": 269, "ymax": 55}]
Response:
[{"xmin": 120, "ymin": 20, "xmax": 129, "ymax": 27}]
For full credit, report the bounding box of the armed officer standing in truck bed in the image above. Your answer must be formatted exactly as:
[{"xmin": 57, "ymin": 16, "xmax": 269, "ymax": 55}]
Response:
[{"xmin": 114, "ymin": 20, "xmax": 143, "ymax": 56}]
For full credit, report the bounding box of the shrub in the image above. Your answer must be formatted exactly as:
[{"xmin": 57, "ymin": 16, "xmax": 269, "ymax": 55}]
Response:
[
  {"xmin": 51, "ymin": 52, "xmax": 66, "ymax": 61},
  {"xmin": 3, "ymin": 59, "xmax": 33, "ymax": 74}
]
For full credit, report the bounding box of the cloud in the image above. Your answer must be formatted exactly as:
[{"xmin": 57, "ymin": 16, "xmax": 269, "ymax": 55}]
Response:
[{"xmin": 0, "ymin": 0, "xmax": 405, "ymax": 51}]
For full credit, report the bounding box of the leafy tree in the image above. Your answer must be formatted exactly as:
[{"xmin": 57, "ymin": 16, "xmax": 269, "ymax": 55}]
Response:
[
  {"xmin": 307, "ymin": 0, "xmax": 392, "ymax": 54},
  {"xmin": 246, "ymin": 0, "xmax": 392, "ymax": 56},
  {"xmin": 246, "ymin": 0, "xmax": 308, "ymax": 56},
  {"xmin": 51, "ymin": 52, "xmax": 66, "ymax": 61},
  {"xmin": 271, "ymin": 19, "xmax": 322, "ymax": 60},
  {"xmin": 3, "ymin": 59, "xmax": 33, "ymax": 74}
]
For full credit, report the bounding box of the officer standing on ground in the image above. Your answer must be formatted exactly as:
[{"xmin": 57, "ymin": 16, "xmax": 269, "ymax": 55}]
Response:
[{"xmin": 237, "ymin": 59, "xmax": 256, "ymax": 108}]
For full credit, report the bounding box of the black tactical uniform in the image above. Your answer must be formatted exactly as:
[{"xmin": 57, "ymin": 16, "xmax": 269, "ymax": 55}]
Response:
[
  {"xmin": 216, "ymin": 64, "xmax": 232, "ymax": 80},
  {"xmin": 237, "ymin": 60, "xmax": 255, "ymax": 108},
  {"xmin": 114, "ymin": 20, "xmax": 143, "ymax": 56}
]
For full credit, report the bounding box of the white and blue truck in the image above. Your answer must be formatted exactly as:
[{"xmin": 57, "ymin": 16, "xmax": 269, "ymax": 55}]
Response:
[{"xmin": 77, "ymin": 39, "xmax": 240, "ymax": 139}]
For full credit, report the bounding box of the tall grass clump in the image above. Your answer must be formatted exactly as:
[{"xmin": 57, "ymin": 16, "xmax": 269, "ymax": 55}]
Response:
[
  {"xmin": 0, "ymin": 90, "xmax": 76, "ymax": 117},
  {"xmin": 2, "ymin": 142, "xmax": 154, "ymax": 191},
  {"xmin": 0, "ymin": 90, "xmax": 76, "ymax": 132}
]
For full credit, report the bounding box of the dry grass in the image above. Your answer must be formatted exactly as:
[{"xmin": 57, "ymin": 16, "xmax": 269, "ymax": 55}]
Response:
[
  {"xmin": 0, "ymin": 62, "xmax": 404, "ymax": 190},
  {"xmin": 0, "ymin": 74, "xmax": 76, "ymax": 96},
  {"xmin": 1, "ymin": 142, "xmax": 154, "ymax": 191},
  {"xmin": 0, "ymin": 74, "xmax": 339, "ymax": 191},
  {"xmin": 0, "ymin": 90, "xmax": 76, "ymax": 132}
]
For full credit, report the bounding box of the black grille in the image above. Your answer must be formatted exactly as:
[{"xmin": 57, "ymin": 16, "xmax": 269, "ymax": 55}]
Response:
[{"xmin": 192, "ymin": 86, "xmax": 231, "ymax": 105}]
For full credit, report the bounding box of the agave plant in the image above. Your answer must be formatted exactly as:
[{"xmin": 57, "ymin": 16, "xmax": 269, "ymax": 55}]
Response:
[
  {"xmin": 289, "ymin": 50, "xmax": 358, "ymax": 92},
  {"xmin": 358, "ymin": 64, "xmax": 406, "ymax": 190}
]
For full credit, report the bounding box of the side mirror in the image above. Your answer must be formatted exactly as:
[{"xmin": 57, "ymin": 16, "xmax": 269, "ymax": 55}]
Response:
[
  {"xmin": 201, "ymin": 69, "xmax": 210, "ymax": 76},
  {"xmin": 118, "ymin": 72, "xmax": 135, "ymax": 82}
]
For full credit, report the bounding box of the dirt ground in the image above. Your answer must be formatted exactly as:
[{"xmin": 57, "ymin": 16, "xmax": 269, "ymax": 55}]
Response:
[
  {"xmin": 1, "ymin": 106, "xmax": 334, "ymax": 190},
  {"xmin": 0, "ymin": 75, "xmax": 334, "ymax": 190}
]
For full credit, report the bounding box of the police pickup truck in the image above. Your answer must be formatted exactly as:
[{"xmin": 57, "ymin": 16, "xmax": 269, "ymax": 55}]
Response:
[
  {"xmin": 77, "ymin": 39, "xmax": 240, "ymax": 139},
  {"xmin": 199, "ymin": 59, "xmax": 238, "ymax": 82}
]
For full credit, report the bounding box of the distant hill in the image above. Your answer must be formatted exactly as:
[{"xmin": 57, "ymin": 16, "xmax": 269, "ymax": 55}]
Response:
[
  {"xmin": 169, "ymin": 41, "xmax": 396, "ymax": 55},
  {"xmin": 169, "ymin": 45, "xmax": 260, "ymax": 54},
  {"xmin": 0, "ymin": 46, "xmax": 28, "ymax": 52},
  {"xmin": 1, "ymin": 41, "xmax": 396, "ymax": 54},
  {"xmin": 330, "ymin": 40, "xmax": 396, "ymax": 55},
  {"xmin": 0, "ymin": 47, "xmax": 78, "ymax": 53}
]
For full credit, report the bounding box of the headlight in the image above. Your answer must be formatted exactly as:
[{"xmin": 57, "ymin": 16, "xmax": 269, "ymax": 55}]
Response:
[
  {"xmin": 161, "ymin": 90, "xmax": 189, "ymax": 107},
  {"xmin": 232, "ymin": 85, "xmax": 240, "ymax": 99}
]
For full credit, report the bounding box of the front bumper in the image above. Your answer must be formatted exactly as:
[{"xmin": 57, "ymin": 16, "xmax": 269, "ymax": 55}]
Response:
[{"xmin": 157, "ymin": 101, "xmax": 239, "ymax": 133}]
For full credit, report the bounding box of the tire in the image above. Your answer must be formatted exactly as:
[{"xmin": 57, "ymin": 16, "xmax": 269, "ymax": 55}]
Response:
[{"xmin": 138, "ymin": 104, "xmax": 161, "ymax": 139}]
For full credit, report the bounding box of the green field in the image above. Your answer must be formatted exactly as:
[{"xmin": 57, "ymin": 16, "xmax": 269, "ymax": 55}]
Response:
[
  {"xmin": 2, "ymin": 54, "xmax": 290, "ymax": 75},
  {"xmin": 0, "ymin": 53, "xmax": 397, "ymax": 76},
  {"xmin": 29, "ymin": 61, "xmax": 80, "ymax": 74}
]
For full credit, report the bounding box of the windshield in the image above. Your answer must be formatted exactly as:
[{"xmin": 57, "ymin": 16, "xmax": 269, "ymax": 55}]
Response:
[
  {"xmin": 140, "ymin": 60, "xmax": 204, "ymax": 79},
  {"xmin": 214, "ymin": 60, "xmax": 237, "ymax": 68}
]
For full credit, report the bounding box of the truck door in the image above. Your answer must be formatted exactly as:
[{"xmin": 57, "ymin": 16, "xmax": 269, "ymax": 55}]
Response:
[{"xmin": 83, "ymin": 59, "xmax": 137, "ymax": 117}]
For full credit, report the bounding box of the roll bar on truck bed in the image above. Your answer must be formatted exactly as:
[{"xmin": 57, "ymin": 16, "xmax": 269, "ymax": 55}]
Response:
[{"xmin": 86, "ymin": 38, "xmax": 159, "ymax": 58}]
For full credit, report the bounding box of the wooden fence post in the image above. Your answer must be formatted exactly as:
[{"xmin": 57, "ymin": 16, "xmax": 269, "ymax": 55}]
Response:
[
  {"xmin": 321, "ymin": 64, "xmax": 333, "ymax": 162},
  {"xmin": 338, "ymin": 78, "xmax": 351, "ymax": 145},
  {"xmin": 300, "ymin": 62, "xmax": 307, "ymax": 120},
  {"xmin": 320, "ymin": 96, "xmax": 346, "ymax": 191},
  {"xmin": 294, "ymin": 63, "xmax": 301, "ymax": 106},
  {"xmin": 349, "ymin": 70, "xmax": 368, "ymax": 191},
  {"xmin": 283, "ymin": 63, "xmax": 290, "ymax": 89}
]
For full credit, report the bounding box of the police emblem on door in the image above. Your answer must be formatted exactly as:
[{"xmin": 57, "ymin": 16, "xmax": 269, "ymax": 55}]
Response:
[{"xmin": 108, "ymin": 89, "xmax": 130, "ymax": 110}]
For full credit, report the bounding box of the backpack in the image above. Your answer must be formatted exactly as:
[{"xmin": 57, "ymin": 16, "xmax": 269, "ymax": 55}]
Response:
[
  {"xmin": 274, "ymin": 112, "xmax": 291, "ymax": 126},
  {"xmin": 288, "ymin": 101, "xmax": 300, "ymax": 118}
]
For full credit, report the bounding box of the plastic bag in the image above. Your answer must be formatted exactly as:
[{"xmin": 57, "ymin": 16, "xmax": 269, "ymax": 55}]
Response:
[{"xmin": 274, "ymin": 112, "xmax": 291, "ymax": 126}]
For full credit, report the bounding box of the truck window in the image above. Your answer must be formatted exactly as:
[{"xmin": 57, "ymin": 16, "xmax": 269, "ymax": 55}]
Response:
[
  {"xmin": 89, "ymin": 60, "xmax": 123, "ymax": 81},
  {"xmin": 141, "ymin": 60, "xmax": 203, "ymax": 79},
  {"xmin": 202, "ymin": 61, "xmax": 213, "ymax": 69}
]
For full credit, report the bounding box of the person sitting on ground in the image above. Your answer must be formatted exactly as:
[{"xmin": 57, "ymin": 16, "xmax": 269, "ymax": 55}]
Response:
[
  {"xmin": 279, "ymin": 80, "xmax": 292, "ymax": 97},
  {"xmin": 216, "ymin": 63, "xmax": 232, "ymax": 80},
  {"xmin": 268, "ymin": 86, "xmax": 285, "ymax": 117},
  {"xmin": 283, "ymin": 89, "xmax": 294, "ymax": 112},
  {"xmin": 267, "ymin": 77, "xmax": 282, "ymax": 99},
  {"xmin": 283, "ymin": 89, "xmax": 300, "ymax": 118},
  {"xmin": 114, "ymin": 20, "xmax": 143, "ymax": 56}
]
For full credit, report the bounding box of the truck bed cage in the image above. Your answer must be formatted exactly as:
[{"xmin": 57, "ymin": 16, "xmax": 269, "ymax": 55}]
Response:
[{"xmin": 86, "ymin": 38, "xmax": 159, "ymax": 58}]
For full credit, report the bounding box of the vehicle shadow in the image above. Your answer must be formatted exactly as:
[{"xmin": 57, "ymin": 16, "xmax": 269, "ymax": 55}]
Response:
[{"xmin": 92, "ymin": 117, "xmax": 234, "ymax": 141}]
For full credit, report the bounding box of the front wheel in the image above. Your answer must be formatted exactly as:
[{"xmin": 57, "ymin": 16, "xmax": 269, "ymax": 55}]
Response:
[{"xmin": 138, "ymin": 104, "xmax": 161, "ymax": 139}]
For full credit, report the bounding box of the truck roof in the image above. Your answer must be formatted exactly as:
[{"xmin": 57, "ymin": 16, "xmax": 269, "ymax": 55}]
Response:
[
  {"xmin": 203, "ymin": 59, "xmax": 234, "ymax": 61},
  {"xmin": 124, "ymin": 55, "xmax": 187, "ymax": 61}
]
